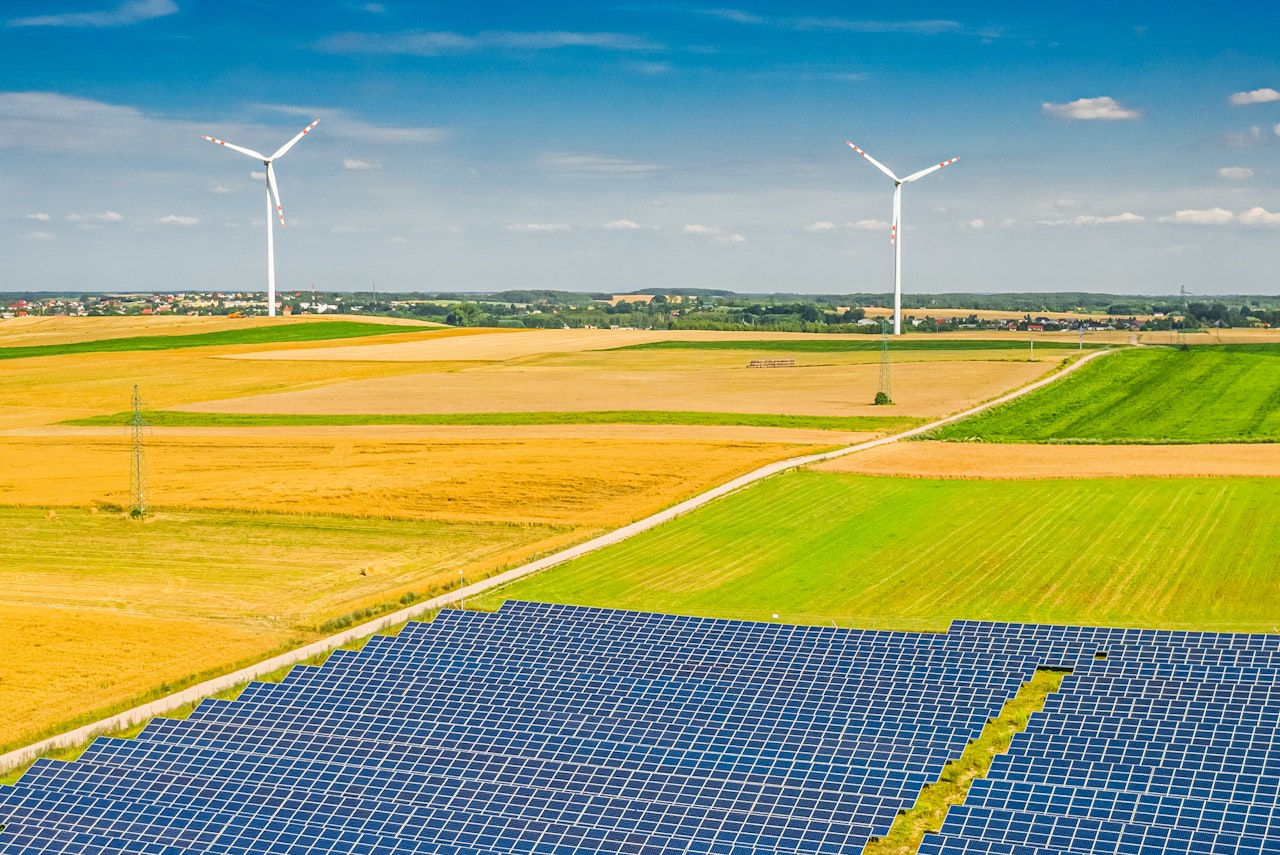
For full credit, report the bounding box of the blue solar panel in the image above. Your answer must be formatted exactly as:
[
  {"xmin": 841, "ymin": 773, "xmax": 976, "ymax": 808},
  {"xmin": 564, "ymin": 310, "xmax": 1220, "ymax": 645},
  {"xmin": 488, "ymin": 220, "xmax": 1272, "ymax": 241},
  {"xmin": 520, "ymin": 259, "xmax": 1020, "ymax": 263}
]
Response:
[{"xmin": 2, "ymin": 604, "xmax": 1279, "ymax": 855}]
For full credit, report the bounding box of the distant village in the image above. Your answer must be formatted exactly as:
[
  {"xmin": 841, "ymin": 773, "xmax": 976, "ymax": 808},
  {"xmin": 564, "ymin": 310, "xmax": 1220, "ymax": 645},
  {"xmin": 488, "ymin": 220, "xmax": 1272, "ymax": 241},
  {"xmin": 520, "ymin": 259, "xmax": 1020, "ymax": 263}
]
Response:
[{"xmin": 4, "ymin": 289, "xmax": 1276, "ymax": 333}]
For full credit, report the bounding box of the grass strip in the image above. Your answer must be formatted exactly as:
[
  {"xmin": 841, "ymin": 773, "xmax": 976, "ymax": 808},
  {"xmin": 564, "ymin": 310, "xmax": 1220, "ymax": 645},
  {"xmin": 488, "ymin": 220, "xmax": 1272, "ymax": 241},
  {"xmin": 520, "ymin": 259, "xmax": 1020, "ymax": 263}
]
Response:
[
  {"xmin": 0, "ymin": 321, "xmax": 420, "ymax": 361},
  {"xmin": 64, "ymin": 409, "xmax": 925, "ymax": 432},
  {"xmin": 863, "ymin": 669, "xmax": 1068, "ymax": 855},
  {"xmin": 616, "ymin": 339, "xmax": 1103, "ymax": 353}
]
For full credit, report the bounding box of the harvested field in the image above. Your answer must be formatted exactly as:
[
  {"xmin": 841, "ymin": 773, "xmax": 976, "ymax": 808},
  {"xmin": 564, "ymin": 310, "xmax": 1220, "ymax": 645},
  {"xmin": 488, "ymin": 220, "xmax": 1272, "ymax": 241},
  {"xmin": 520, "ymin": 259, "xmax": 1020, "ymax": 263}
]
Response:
[
  {"xmin": 0, "ymin": 506, "xmax": 578, "ymax": 753},
  {"xmin": 0, "ymin": 431, "xmax": 829, "ymax": 526},
  {"xmin": 182, "ymin": 359, "xmax": 1052, "ymax": 419},
  {"xmin": 0, "ymin": 350, "xmax": 450, "ymax": 429},
  {"xmin": 814, "ymin": 440, "xmax": 1280, "ymax": 479},
  {"xmin": 477, "ymin": 469, "xmax": 1280, "ymax": 632}
]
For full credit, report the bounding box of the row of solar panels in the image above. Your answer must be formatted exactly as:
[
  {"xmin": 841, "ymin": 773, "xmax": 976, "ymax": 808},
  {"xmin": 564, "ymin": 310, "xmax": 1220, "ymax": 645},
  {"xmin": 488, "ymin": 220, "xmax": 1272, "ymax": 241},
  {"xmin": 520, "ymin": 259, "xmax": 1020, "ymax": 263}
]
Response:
[
  {"xmin": 5, "ymin": 602, "xmax": 1097, "ymax": 855},
  {"xmin": 3, "ymin": 601, "xmax": 1277, "ymax": 855}
]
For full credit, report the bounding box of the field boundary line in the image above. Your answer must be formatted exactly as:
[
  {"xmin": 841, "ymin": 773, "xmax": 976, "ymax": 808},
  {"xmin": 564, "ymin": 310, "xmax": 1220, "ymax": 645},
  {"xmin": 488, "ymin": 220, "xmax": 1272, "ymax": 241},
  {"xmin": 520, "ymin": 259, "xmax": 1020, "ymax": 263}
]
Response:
[{"xmin": 0, "ymin": 347, "xmax": 1114, "ymax": 776}]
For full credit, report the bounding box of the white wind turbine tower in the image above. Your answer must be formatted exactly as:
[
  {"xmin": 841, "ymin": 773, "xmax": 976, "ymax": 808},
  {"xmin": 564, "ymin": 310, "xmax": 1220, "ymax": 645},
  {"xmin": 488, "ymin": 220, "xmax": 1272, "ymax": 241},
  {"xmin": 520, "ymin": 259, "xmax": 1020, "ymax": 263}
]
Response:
[
  {"xmin": 846, "ymin": 141, "xmax": 957, "ymax": 335},
  {"xmin": 203, "ymin": 120, "xmax": 319, "ymax": 317}
]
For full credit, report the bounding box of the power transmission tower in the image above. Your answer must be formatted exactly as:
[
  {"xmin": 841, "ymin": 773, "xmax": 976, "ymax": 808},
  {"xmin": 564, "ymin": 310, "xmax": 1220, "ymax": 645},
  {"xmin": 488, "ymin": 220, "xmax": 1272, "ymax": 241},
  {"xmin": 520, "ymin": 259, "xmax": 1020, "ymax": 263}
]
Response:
[
  {"xmin": 875, "ymin": 319, "xmax": 893, "ymax": 405},
  {"xmin": 130, "ymin": 385, "xmax": 149, "ymax": 518}
]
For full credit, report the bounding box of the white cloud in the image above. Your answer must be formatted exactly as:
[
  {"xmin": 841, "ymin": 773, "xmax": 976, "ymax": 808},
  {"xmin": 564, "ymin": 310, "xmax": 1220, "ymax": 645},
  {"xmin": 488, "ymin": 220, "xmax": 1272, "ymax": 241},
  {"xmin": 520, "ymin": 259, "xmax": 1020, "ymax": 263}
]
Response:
[
  {"xmin": 21, "ymin": 231, "xmax": 53, "ymax": 240},
  {"xmin": 804, "ymin": 219, "xmax": 890, "ymax": 233},
  {"xmin": 1239, "ymin": 207, "xmax": 1280, "ymax": 225},
  {"xmin": 967, "ymin": 219, "xmax": 985, "ymax": 230},
  {"xmin": 1163, "ymin": 208, "xmax": 1236, "ymax": 225},
  {"xmin": 1275, "ymin": 123, "xmax": 1280, "ymax": 138},
  {"xmin": 603, "ymin": 219, "xmax": 641, "ymax": 230},
  {"xmin": 1042, "ymin": 96, "xmax": 1141, "ymax": 121},
  {"xmin": 507, "ymin": 223, "xmax": 570, "ymax": 233},
  {"xmin": 542, "ymin": 152, "xmax": 663, "ymax": 176},
  {"xmin": 67, "ymin": 210, "xmax": 123, "ymax": 223},
  {"xmin": 7, "ymin": 0, "xmax": 176, "ymax": 28},
  {"xmin": 682, "ymin": 224, "xmax": 721, "ymax": 235},
  {"xmin": 317, "ymin": 30, "xmax": 663, "ymax": 55},
  {"xmin": 26, "ymin": 212, "xmax": 50, "ymax": 221},
  {"xmin": 1218, "ymin": 167, "xmax": 1254, "ymax": 180},
  {"xmin": 343, "ymin": 158, "xmax": 378, "ymax": 170},
  {"xmin": 1039, "ymin": 212, "xmax": 1145, "ymax": 226},
  {"xmin": 158, "ymin": 214, "xmax": 198, "ymax": 225},
  {"xmin": 250, "ymin": 171, "xmax": 266, "ymax": 180},
  {"xmin": 726, "ymin": 233, "xmax": 746, "ymax": 243},
  {"xmin": 211, "ymin": 184, "xmax": 232, "ymax": 194},
  {"xmin": 1229, "ymin": 88, "xmax": 1280, "ymax": 106}
]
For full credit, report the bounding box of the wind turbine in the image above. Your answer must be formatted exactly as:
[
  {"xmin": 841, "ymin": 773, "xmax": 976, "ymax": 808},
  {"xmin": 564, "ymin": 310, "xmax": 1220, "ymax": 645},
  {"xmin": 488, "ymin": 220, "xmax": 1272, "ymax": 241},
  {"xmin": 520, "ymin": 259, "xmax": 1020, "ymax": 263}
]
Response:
[
  {"xmin": 846, "ymin": 141, "xmax": 957, "ymax": 335},
  {"xmin": 203, "ymin": 120, "xmax": 319, "ymax": 317}
]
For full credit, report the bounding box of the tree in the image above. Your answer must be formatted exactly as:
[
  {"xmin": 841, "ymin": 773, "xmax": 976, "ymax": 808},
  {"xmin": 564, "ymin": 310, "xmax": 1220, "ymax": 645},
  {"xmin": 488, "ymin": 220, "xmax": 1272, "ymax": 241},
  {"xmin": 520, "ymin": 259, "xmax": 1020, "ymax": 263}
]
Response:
[{"xmin": 445, "ymin": 302, "xmax": 484, "ymax": 326}]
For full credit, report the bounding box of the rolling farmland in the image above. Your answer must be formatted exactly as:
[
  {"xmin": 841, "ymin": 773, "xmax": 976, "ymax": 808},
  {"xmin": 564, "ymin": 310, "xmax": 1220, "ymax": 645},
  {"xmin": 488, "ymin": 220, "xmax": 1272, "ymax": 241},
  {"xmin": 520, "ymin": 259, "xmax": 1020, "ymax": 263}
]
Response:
[
  {"xmin": 10, "ymin": 319, "xmax": 1057, "ymax": 749},
  {"xmin": 476, "ymin": 468, "xmax": 1280, "ymax": 632},
  {"xmin": 929, "ymin": 345, "xmax": 1280, "ymax": 443}
]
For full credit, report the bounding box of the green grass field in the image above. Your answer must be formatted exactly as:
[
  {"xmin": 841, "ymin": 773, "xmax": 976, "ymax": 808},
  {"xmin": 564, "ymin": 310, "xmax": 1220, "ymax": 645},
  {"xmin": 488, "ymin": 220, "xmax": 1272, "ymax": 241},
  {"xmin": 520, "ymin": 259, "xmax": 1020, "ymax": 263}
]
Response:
[
  {"xmin": 476, "ymin": 468, "xmax": 1280, "ymax": 631},
  {"xmin": 617, "ymin": 338, "xmax": 1101, "ymax": 353},
  {"xmin": 0, "ymin": 320, "xmax": 420, "ymax": 361},
  {"xmin": 65, "ymin": 409, "xmax": 924, "ymax": 432},
  {"xmin": 929, "ymin": 345, "xmax": 1280, "ymax": 443}
]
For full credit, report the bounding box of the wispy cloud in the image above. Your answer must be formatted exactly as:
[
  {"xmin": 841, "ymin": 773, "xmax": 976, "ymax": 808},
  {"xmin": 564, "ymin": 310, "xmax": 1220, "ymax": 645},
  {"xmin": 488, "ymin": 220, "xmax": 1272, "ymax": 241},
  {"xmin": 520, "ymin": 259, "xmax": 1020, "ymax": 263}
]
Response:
[
  {"xmin": 1042, "ymin": 96, "xmax": 1141, "ymax": 121},
  {"xmin": 26, "ymin": 212, "xmax": 51, "ymax": 221},
  {"xmin": 683, "ymin": 224, "xmax": 744, "ymax": 242},
  {"xmin": 507, "ymin": 223, "xmax": 571, "ymax": 233},
  {"xmin": 257, "ymin": 104, "xmax": 446, "ymax": 144},
  {"xmin": 691, "ymin": 8, "xmax": 967, "ymax": 36},
  {"xmin": 21, "ymin": 231, "xmax": 54, "ymax": 240},
  {"xmin": 542, "ymin": 152, "xmax": 663, "ymax": 176},
  {"xmin": 1229, "ymin": 87, "xmax": 1280, "ymax": 106},
  {"xmin": 1038, "ymin": 212, "xmax": 1144, "ymax": 226},
  {"xmin": 158, "ymin": 214, "xmax": 198, "ymax": 225},
  {"xmin": 317, "ymin": 30, "xmax": 663, "ymax": 56},
  {"xmin": 603, "ymin": 219, "xmax": 642, "ymax": 230},
  {"xmin": 68, "ymin": 210, "xmax": 123, "ymax": 223},
  {"xmin": 1218, "ymin": 167, "xmax": 1254, "ymax": 179},
  {"xmin": 804, "ymin": 219, "xmax": 889, "ymax": 232},
  {"xmin": 7, "ymin": 0, "xmax": 176, "ymax": 28},
  {"xmin": 343, "ymin": 158, "xmax": 379, "ymax": 170}
]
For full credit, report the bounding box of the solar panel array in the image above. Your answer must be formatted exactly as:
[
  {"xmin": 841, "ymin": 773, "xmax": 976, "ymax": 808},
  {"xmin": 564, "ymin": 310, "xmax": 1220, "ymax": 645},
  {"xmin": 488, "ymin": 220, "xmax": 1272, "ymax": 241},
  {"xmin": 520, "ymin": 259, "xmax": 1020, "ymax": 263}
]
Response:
[
  {"xmin": 0, "ymin": 603, "xmax": 1276, "ymax": 855},
  {"xmin": 921, "ymin": 621, "xmax": 1280, "ymax": 855}
]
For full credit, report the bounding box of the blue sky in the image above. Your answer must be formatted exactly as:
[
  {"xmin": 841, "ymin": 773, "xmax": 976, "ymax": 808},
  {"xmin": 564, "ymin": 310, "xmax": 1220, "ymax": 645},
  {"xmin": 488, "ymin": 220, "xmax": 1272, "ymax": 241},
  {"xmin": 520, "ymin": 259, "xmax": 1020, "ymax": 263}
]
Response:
[{"xmin": 2, "ymin": 1, "xmax": 1279, "ymax": 296}]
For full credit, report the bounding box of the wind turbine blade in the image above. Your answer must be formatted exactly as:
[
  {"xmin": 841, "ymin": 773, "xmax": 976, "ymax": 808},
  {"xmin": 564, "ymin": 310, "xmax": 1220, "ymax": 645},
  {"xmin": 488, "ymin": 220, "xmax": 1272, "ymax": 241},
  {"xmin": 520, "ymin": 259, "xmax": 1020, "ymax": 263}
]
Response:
[
  {"xmin": 266, "ymin": 163, "xmax": 285, "ymax": 227},
  {"xmin": 202, "ymin": 135, "xmax": 268, "ymax": 160},
  {"xmin": 902, "ymin": 156, "xmax": 959, "ymax": 183},
  {"xmin": 269, "ymin": 119, "xmax": 320, "ymax": 161},
  {"xmin": 891, "ymin": 184, "xmax": 901, "ymax": 247},
  {"xmin": 846, "ymin": 141, "xmax": 900, "ymax": 182}
]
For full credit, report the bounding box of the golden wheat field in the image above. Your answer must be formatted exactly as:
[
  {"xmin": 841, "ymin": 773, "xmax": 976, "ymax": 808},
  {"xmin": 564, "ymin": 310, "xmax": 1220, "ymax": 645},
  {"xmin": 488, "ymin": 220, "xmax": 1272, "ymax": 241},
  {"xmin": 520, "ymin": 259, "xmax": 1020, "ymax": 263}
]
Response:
[
  {"xmin": 0, "ymin": 430, "xmax": 831, "ymax": 526},
  {"xmin": 0, "ymin": 505, "xmax": 588, "ymax": 752}
]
